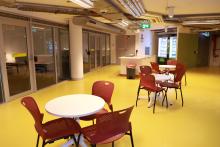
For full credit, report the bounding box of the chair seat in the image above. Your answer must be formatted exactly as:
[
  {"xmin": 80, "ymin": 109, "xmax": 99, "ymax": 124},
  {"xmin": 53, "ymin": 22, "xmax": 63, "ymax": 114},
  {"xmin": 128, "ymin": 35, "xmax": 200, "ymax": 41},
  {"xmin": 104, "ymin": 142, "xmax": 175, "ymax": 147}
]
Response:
[
  {"xmin": 160, "ymin": 82, "xmax": 179, "ymax": 88},
  {"xmin": 80, "ymin": 108, "xmax": 108, "ymax": 121},
  {"xmin": 82, "ymin": 124, "xmax": 125, "ymax": 144},
  {"xmin": 42, "ymin": 118, "xmax": 80, "ymax": 140},
  {"xmin": 142, "ymin": 85, "xmax": 163, "ymax": 92}
]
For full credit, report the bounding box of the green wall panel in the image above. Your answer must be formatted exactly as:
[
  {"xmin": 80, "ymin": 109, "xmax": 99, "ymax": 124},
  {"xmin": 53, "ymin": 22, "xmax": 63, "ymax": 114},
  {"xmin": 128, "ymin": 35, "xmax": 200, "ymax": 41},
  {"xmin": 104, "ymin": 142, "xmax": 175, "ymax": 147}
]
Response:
[{"xmin": 177, "ymin": 33, "xmax": 199, "ymax": 68}]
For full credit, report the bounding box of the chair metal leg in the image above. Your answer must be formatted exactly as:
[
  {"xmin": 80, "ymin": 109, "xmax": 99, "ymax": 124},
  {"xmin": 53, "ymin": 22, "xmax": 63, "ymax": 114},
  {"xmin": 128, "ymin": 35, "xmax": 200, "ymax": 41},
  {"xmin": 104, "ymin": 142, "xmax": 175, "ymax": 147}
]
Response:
[
  {"xmin": 112, "ymin": 141, "xmax": 115, "ymax": 147},
  {"xmin": 175, "ymin": 88, "xmax": 177, "ymax": 99},
  {"xmin": 180, "ymin": 87, "xmax": 184, "ymax": 106},
  {"xmin": 42, "ymin": 140, "xmax": 45, "ymax": 147},
  {"xmin": 91, "ymin": 144, "xmax": 96, "ymax": 147},
  {"xmin": 184, "ymin": 73, "xmax": 187, "ymax": 86},
  {"xmin": 147, "ymin": 91, "xmax": 150, "ymax": 102},
  {"xmin": 153, "ymin": 92, "xmax": 157, "ymax": 113},
  {"xmin": 36, "ymin": 134, "xmax": 40, "ymax": 147},
  {"xmin": 162, "ymin": 92, "xmax": 165, "ymax": 107},
  {"xmin": 136, "ymin": 85, "xmax": 141, "ymax": 107},
  {"xmin": 129, "ymin": 129, "xmax": 135, "ymax": 147}
]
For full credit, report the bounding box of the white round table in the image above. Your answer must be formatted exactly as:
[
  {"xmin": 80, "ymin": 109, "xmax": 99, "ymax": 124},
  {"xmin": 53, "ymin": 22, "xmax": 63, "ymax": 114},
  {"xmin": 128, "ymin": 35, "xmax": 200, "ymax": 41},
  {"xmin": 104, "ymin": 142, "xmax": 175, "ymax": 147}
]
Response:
[
  {"xmin": 159, "ymin": 65, "xmax": 176, "ymax": 70},
  {"xmin": 45, "ymin": 94, "xmax": 105, "ymax": 118},
  {"xmin": 153, "ymin": 73, "xmax": 172, "ymax": 82},
  {"xmin": 45, "ymin": 94, "xmax": 105, "ymax": 147}
]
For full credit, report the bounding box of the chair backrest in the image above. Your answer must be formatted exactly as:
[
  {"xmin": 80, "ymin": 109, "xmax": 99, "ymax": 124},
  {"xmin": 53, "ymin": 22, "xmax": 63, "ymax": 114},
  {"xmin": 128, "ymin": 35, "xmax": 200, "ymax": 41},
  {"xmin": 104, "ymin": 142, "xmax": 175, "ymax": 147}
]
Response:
[
  {"xmin": 21, "ymin": 97, "xmax": 44, "ymax": 135},
  {"xmin": 95, "ymin": 106, "xmax": 134, "ymax": 142},
  {"xmin": 174, "ymin": 63, "xmax": 186, "ymax": 83},
  {"xmin": 92, "ymin": 81, "xmax": 114, "ymax": 106},
  {"xmin": 139, "ymin": 65, "xmax": 152, "ymax": 75},
  {"xmin": 140, "ymin": 73, "xmax": 157, "ymax": 91},
  {"xmin": 150, "ymin": 62, "xmax": 160, "ymax": 72},
  {"xmin": 167, "ymin": 59, "xmax": 178, "ymax": 65}
]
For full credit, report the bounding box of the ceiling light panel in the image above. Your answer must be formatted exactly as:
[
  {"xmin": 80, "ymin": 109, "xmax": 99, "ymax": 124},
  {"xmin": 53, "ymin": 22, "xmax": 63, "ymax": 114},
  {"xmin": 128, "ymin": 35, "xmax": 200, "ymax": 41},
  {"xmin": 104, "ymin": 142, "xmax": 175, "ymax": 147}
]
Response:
[
  {"xmin": 183, "ymin": 20, "xmax": 220, "ymax": 25},
  {"xmin": 117, "ymin": 0, "xmax": 145, "ymax": 17},
  {"xmin": 69, "ymin": 0, "xmax": 93, "ymax": 8}
]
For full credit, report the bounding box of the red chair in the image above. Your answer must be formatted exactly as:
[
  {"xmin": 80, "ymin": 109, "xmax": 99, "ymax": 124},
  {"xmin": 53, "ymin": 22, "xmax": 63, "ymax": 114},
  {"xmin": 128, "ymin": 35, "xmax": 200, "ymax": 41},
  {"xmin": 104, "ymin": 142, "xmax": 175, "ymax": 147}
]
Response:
[
  {"xmin": 167, "ymin": 60, "xmax": 187, "ymax": 86},
  {"xmin": 150, "ymin": 62, "xmax": 166, "ymax": 74},
  {"xmin": 136, "ymin": 66, "xmax": 152, "ymax": 106},
  {"xmin": 80, "ymin": 81, "xmax": 114, "ymax": 123},
  {"xmin": 21, "ymin": 96, "xmax": 81, "ymax": 147},
  {"xmin": 160, "ymin": 63, "xmax": 186, "ymax": 106},
  {"xmin": 139, "ymin": 65, "xmax": 152, "ymax": 75},
  {"xmin": 82, "ymin": 106, "xmax": 134, "ymax": 147},
  {"xmin": 167, "ymin": 59, "xmax": 178, "ymax": 65},
  {"xmin": 136, "ymin": 73, "xmax": 166, "ymax": 113}
]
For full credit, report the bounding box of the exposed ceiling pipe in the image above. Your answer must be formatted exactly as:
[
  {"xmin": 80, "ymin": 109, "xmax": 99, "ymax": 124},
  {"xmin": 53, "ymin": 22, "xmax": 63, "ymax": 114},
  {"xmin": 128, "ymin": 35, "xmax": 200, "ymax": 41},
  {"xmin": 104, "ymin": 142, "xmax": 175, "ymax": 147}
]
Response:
[
  {"xmin": 1, "ymin": 2, "xmax": 101, "ymax": 16},
  {"xmin": 0, "ymin": 0, "xmax": 15, "ymax": 7}
]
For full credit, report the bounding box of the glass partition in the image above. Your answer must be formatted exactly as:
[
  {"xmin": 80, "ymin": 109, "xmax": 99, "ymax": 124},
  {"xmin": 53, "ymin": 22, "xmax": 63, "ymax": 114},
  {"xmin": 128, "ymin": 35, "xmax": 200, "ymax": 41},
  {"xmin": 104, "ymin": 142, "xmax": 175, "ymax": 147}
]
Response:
[
  {"xmin": 57, "ymin": 28, "xmax": 70, "ymax": 81},
  {"xmin": 83, "ymin": 31, "xmax": 90, "ymax": 73},
  {"xmin": 106, "ymin": 35, "xmax": 111, "ymax": 65},
  {"xmin": 32, "ymin": 24, "xmax": 56, "ymax": 89},
  {"xmin": 83, "ymin": 30, "xmax": 111, "ymax": 72},
  {"xmin": 3, "ymin": 24, "xmax": 31, "ymax": 96}
]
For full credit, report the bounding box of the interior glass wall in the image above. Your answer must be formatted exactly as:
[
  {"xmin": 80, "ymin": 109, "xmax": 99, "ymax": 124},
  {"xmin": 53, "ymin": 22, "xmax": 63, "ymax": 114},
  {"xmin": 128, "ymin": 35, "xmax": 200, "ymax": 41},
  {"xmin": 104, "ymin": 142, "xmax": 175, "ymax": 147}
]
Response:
[
  {"xmin": 3, "ymin": 24, "xmax": 31, "ymax": 96},
  {"xmin": 55, "ymin": 28, "xmax": 70, "ymax": 81},
  {"xmin": 32, "ymin": 24, "xmax": 56, "ymax": 89},
  {"xmin": 82, "ymin": 30, "xmax": 111, "ymax": 73},
  {"xmin": 83, "ymin": 31, "xmax": 90, "ymax": 73},
  {"xmin": 106, "ymin": 35, "xmax": 111, "ymax": 65}
]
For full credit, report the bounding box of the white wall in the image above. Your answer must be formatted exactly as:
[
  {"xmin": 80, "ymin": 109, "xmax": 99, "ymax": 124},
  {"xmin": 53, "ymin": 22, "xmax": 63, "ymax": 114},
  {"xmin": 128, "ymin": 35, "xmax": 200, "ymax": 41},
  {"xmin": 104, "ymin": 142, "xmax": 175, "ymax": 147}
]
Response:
[{"xmin": 135, "ymin": 29, "xmax": 157, "ymax": 63}]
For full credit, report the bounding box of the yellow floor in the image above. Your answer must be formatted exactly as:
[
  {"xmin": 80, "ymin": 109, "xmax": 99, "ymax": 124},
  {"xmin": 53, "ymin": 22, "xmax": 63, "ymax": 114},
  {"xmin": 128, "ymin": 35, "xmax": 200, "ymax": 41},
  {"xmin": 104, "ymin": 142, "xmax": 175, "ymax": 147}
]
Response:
[{"xmin": 0, "ymin": 65, "xmax": 220, "ymax": 147}]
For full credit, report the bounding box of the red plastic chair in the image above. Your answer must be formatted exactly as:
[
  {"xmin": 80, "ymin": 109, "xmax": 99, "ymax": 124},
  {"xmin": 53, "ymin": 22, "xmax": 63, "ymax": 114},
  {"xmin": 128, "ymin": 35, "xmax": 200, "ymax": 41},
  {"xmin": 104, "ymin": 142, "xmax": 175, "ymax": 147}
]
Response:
[
  {"xmin": 139, "ymin": 65, "xmax": 152, "ymax": 75},
  {"xmin": 150, "ymin": 62, "xmax": 166, "ymax": 74},
  {"xmin": 21, "ymin": 96, "xmax": 81, "ymax": 147},
  {"xmin": 167, "ymin": 59, "xmax": 178, "ymax": 65},
  {"xmin": 136, "ymin": 73, "xmax": 166, "ymax": 113},
  {"xmin": 160, "ymin": 63, "xmax": 186, "ymax": 106},
  {"xmin": 82, "ymin": 106, "xmax": 134, "ymax": 147},
  {"xmin": 80, "ymin": 81, "xmax": 114, "ymax": 123},
  {"xmin": 167, "ymin": 60, "xmax": 187, "ymax": 86}
]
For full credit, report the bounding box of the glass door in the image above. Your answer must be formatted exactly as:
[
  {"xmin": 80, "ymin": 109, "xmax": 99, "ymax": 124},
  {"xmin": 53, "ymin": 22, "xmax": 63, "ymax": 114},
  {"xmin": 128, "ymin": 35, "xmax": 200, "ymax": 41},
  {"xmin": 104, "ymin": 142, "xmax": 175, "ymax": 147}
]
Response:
[
  {"xmin": 2, "ymin": 24, "xmax": 32, "ymax": 96},
  {"xmin": 83, "ymin": 31, "xmax": 90, "ymax": 73},
  {"xmin": 89, "ymin": 32, "xmax": 96, "ymax": 70},
  {"xmin": 95, "ymin": 34, "xmax": 101, "ymax": 67},
  {"xmin": 32, "ymin": 24, "xmax": 56, "ymax": 89},
  {"xmin": 83, "ymin": 30, "xmax": 111, "ymax": 72},
  {"xmin": 100, "ymin": 34, "xmax": 106, "ymax": 66},
  {"xmin": 106, "ymin": 35, "xmax": 111, "ymax": 65}
]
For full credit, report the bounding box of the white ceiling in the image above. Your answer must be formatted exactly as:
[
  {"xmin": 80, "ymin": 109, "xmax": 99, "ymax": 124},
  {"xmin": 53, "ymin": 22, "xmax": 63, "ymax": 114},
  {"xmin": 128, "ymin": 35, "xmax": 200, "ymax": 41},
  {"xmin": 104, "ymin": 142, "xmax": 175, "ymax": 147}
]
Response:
[
  {"xmin": 143, "ymin": 0, "xmax": 220, "ymax": 15},
  {"xmin": 1, "ymin": 0, "xmax": 219, "ymax": 30},
  {"xmin": 15, "ymin": 0, "xmax": 220, "ymax": 17}
]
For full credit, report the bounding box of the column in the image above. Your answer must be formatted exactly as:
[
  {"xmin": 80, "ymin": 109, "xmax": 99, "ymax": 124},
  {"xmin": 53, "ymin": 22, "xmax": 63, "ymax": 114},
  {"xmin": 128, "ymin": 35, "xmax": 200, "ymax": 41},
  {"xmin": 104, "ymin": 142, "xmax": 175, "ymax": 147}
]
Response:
[{"xmin": 69, "ymin": 19, "xmax": 84, "ymax": 80}]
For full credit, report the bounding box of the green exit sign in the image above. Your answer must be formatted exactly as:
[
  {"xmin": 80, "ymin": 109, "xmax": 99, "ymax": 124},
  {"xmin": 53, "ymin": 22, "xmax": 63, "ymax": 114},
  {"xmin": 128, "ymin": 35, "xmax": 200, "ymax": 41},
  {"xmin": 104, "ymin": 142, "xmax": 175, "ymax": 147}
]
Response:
[{"xmin": 140, "ymin": 23, "xmax": 151, "ymax": 29}]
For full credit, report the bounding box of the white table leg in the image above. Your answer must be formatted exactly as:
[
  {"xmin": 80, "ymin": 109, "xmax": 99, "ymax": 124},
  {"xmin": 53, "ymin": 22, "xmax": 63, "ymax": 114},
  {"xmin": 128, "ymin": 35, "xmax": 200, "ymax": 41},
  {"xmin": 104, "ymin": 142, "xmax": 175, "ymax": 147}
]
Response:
[
  {"xmin": 62, "ymin": 118, "xmax": 88, "ymax": 147},
  {"xmin": 62, "ymin": 134, "xmax": 87, "ymax": 147},
  {"xmin": 148, "ymin": 92, "xmax": 173, "ymax": 108}
]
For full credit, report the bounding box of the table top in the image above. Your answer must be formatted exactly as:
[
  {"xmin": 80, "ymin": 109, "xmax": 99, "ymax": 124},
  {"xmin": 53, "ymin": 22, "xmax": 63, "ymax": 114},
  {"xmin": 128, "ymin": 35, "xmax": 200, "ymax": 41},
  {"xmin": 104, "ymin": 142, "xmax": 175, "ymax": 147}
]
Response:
[
  {"xmin": 159, "ymin": 65, "xmax": 176, "ymax": 69},
  {"xmin": 45, "ymin": 94, "xmax": 105, "ymax": 118},
  {"xmin": 153, "ymin": 74, "xmax": 172, "ymax": 81}
]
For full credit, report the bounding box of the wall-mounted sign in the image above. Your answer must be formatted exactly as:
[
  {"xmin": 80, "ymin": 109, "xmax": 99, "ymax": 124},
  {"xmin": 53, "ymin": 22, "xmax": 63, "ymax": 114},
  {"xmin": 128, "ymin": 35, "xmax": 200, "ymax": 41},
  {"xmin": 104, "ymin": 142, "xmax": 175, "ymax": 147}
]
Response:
[{"xmin": 140, "ymin": 23, "xmax": 151, "ymax": 29}]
